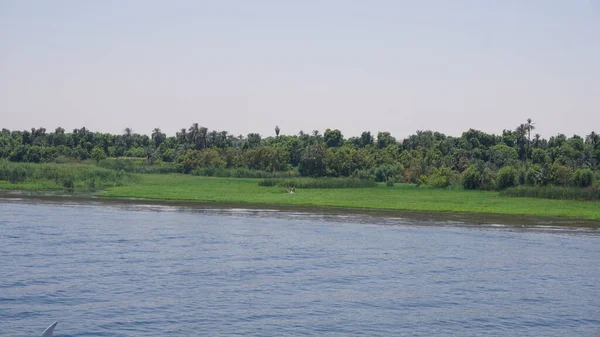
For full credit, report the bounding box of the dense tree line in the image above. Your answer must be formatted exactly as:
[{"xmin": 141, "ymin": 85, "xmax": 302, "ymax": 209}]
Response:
[{"xmin": 1, "ymin": 120, "xmax": 599, "ymax": 190}]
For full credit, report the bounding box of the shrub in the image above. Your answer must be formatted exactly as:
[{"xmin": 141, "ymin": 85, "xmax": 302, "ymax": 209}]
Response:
[
  {"xmin": 496, "ymin": 166, "xmax": 518, "ymax": 190},
  {"xmin": 423, "ymin": 166, "xmax": 456, "ymax": 188},
  {"xmin": 549, "ymin": 163, "xmax": 573, "ymax": 186},
  {"xmin": 462, "ymin": 165, "xmax": 481, "ymax": 190},
  {"xmin": 573, "ymin": 168, "xmax": 594, "ymax": 188},
  {"xmin": 374, "ymin": 164, "xmax": 398, "ymax": 183},
  {"xmin": 462, "ymin": 164, "xmax": 496, "ymax": 190}
]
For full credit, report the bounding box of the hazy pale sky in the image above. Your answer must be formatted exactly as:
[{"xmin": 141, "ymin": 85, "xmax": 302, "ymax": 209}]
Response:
[{"xmin": 1, "ymin": 0, "xmax": 599, "ymax": 139}]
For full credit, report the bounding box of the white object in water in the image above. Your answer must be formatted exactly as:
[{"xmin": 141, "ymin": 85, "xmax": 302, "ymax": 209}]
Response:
[{"xmin": 42, "ymin": 322, "xmax": 58, "ymax": 337}]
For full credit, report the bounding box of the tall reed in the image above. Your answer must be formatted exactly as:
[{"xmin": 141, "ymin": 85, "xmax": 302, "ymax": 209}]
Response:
[
  {"xmin": 501, "ymin": 185, "xmax": 600, "ymax": 201},
  {"xmin": 0, "ymin": 160, "xmax": 138, "ymax": 190},
  {"xmin": 259, "ymin": 177, "xmax": 377, "ymax": 189},
  {"xmin": 193, "ymin": 167, "xmax": 299, "ymax": 179}
]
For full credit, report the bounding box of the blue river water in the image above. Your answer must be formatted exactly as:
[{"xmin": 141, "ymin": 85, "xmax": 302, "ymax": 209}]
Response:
[{"xmin": 1, "ymin": 200, "xmax": 599, "ymax": 336}]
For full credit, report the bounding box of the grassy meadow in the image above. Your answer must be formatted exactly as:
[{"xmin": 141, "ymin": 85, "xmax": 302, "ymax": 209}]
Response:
[{"xmin": 98, "ymin": 174, "xmax": 600, "ymax": 220}]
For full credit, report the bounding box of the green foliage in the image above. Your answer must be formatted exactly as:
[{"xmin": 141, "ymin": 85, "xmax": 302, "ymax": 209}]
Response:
[
  {"xmin": 531, "ymin": 148, "xmax": 549, "ymax": 165},
  {"xmin": 376, "ymin": 132, "xmax": 396, "ymax": 149},
  {"xmin": 501, "ymin": 185, "xmax": 600, "ymax": 201},
  {"xmin": 176, "ymin": 149, "xmax": 226, "ymax": 174},
  {"xmin": 299, "ymin": 144, "xmax": 326, "ymax": 177},
  {"xmin": 124, "ymin": 147, "xmax": 147, "ymax": 158},
  {"xmin": 374, "ymin": 164, "xmax": 398, "ymax": 182},
  {"xmin": 573, "ymin": 168, "xmax": 594, "ymax": 188},
  {"xmin": 462, "ymin": 165, "xmax": 481, "ymax": 190},
  {"xmin": 98, "ymin": 158, "xmax": 178, "ymax": 174},
  {"xmin": 1, "ymin": 124, "xmax": 599, "ymax": 195},
  {"xmin": 0, "ymin": 160, "xmax": 137, "ymax": 190},
  {"xmin": 549, "ymin": 163, "xmax": 573, "ymax": 186},
  {"xmin": 193, "ymin": 167, "xmax": 298, "ymax": 179},
  {"xmin": 324, "ymin": 129, "xmax": 344, "ymax": 148},
  {"xmin": 258, "ymin": 177, "xmax": 377, "ymax": 189},
  {"xmin": 462, "ymin": 164, "xmax": 496, "ymax": 190},
  {"xmin": 491, "ymin": 143, "xmax": 518, "ymax": 168},
  {"xmin": 244, "ymin": 146, "xmax": 290, "ymax": 172},
  {"xmin": 496, "ymin": 166, "xmax": 518, "ymax": 190},
  {"xmin": 91, "ymin": 146, "xmax": 107, "ymax": 163},
  {"xmin": 422, "ymin": 166, "xmax": 457, "ymax": 188}
]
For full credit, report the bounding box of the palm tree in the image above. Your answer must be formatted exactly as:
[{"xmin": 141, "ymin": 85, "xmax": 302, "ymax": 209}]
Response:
[
  {"xmin": 151, "ymin": 127, "xmax": 165, "ymax": 147},
  {"xmin": 151, "ymin": 127, "xmax": 160, "ymax": 139},
  {"xmin": 123, "ymin": 127, "xmax": 133, "ymax": 149},
  {"xmin": 188, "ymin": 123, "xmax": 199, "ymax": 147},
  {"xmin": 176, "ymin": 128, "xmax": 188, "ymax": 146},
  {"xmin": 586, "ymin": 131, "xmax": 599, "ymax": 150},
  {"xmin": 515, "ymin": 123, "xmax": 528, "ymax": 162},
  {"xmin": 525, "ymin": 118, "xmax": 535, "ymax": 160},
  {"xmin": 533, "ymin": 133, "xmax": 541, "ymax": 149}
]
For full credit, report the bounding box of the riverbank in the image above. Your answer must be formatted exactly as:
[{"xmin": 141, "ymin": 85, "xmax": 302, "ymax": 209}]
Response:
[
  {"xmin": 2, "ymin": 173, "xmax": 599, "ymax": 221},
  {"xmin": 2, "ymin": 190, "xmax": 600, "ymax": 228},
  {"xmin": 102, "ymin": 174, "xmax": 599, "ymax": 220}
]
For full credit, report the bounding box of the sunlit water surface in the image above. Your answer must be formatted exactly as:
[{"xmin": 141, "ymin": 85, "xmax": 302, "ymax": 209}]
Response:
[{"xmin": 1, "ymin": 200, "xmax": 599, "ymax": 336}]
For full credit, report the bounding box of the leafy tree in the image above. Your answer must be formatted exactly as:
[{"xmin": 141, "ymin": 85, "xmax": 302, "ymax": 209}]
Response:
[
  {"xmin": 491, "ymin": 144, "xmax": 518, "ymax": 168},
  {"xmin": 324, "ymin": 129, "xmax": 343, "ymax": 148},
  {"xmin": 91, "ymin": 146, "xmax": 107, "ymax": 163},
  {"xmin": 531, "ymin": 148, "xmax": 549, "ymax": 165},
  {"xmin": 359, "ymin": 131, "xmax": 374, "ymax": 148},
  {"xmin": 299, "ymin": 144, "xmax": 326, "ymax": 177},
  {"xmin": 247, "ymin": 133, "xmax": 262, "ymax": 148},
  {"xmin": 376, "ymin": 132, "xmax": 396, "ymax": 149}
]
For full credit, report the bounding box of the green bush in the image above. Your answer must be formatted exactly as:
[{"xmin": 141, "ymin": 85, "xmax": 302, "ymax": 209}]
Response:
[
  {"xmin": 423, "ymin": 166, "xmax": 458, "ymax": 189},
  {"xmin": 573, "ymin": 168, "xmax": 594, "ymax": 188},
  {"xmin": 462, "ymin": 165, "xmax": 481, "ymax": 190},
  {"xmin": 549, "ymin": 163, "xmax": 573, "ymax": 186},
  {"xmin": 462, "ymin": 164, "xmax": 496, "ymax": 190},
  {"xmin": 496, "ymin": 166, "xmax": 518, "ymax": 190},
  {"xmin": 374, "ymin": 164, "xmax": 398, "ymax": 183}
]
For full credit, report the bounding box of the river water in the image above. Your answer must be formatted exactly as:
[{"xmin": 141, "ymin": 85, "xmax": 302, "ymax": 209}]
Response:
[{"xmin": 1, "ymin": 199, "xmax": 599, "ymax": 336}]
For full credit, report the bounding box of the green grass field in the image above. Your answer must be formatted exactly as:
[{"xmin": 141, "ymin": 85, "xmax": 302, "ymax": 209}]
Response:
[{"xmin": 98, "ymin": 174, "xmax": 600, "ymax": 220}]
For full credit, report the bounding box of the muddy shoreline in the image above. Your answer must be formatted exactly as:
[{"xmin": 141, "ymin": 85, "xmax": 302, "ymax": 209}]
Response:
[{"xmin": 2, "ymin": 190, "xmax": 599, "ymax": 228}]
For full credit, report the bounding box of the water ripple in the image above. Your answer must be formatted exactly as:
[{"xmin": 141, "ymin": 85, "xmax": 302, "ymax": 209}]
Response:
[{"xmin": 1, "ymin": 201, "xmax": 599, "ymax": 336}]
